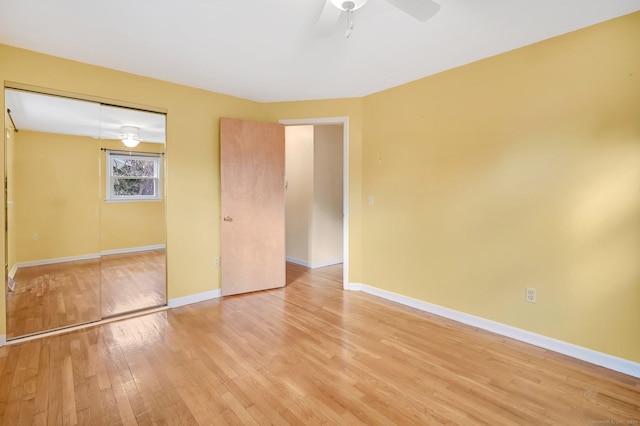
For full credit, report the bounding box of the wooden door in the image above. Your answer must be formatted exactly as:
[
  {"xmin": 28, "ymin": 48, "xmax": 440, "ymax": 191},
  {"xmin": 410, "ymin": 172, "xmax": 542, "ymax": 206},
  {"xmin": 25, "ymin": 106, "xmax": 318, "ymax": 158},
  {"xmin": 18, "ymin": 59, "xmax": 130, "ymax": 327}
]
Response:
[{"xmin": 220, "ymin": 117, "xmax": 286, "ymax": 296}]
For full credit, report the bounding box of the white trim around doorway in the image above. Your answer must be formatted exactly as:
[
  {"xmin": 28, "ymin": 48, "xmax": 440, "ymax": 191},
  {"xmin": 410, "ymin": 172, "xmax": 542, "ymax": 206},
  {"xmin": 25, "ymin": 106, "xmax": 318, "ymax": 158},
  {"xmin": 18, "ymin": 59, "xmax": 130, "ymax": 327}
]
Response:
[{"xmin": 279, "ymin": 117, "xmax": 349, "ymax": 290}]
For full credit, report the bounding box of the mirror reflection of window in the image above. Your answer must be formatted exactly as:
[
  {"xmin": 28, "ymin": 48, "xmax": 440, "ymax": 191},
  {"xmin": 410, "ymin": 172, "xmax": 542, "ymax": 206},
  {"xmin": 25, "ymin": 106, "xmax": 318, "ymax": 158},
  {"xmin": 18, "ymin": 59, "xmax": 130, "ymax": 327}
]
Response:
[{"xmin": 107, "ymin": 152, "xmax": 162, "ymax": 201}]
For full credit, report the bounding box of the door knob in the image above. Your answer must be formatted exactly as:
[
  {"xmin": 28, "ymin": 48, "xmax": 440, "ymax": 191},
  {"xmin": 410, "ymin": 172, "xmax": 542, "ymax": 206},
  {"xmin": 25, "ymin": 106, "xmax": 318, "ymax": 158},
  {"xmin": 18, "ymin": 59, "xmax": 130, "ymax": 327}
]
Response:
[{"xmin": 223, "ymin": 216, "xmax": 233, "ymax": 222}]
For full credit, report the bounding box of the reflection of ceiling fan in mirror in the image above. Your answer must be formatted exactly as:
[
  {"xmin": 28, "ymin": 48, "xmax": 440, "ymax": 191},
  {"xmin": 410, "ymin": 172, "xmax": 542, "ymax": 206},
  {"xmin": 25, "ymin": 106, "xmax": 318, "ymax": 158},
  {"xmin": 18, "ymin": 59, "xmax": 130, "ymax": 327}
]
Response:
[
  {"xmin": 5, "ymin": 89, "xmax": 166, "ymax": 145},
  {"xmin": 318, "ymin": 0, "xmax": 440, "ymax": 38}
]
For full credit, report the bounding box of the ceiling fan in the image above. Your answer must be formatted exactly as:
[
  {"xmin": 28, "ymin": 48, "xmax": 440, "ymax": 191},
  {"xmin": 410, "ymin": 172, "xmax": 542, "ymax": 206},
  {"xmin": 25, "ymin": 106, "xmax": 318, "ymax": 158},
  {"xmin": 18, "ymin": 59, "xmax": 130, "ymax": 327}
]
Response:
[{"xmin": 317, "ymin": 0, "xmax": 441, "ymax": 38}]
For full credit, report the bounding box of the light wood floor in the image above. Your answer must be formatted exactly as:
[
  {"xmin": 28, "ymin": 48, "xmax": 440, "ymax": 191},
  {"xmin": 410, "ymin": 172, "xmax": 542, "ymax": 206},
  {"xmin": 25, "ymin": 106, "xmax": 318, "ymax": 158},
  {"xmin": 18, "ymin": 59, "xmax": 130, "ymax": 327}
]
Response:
[
  {"xmin": 101, "ymin": 249, "xmax": 166, "ymax": 318},
  {"xmin": 6, "ymin": 259, "xmax": 102, "ymax": 339},
  {"xmin": 6, "ymin": 250, "xmax": 166, "ymax": 339},
  {"xmin": 0, "ymin": 262, "xmax": 638, "ymax": 425}
]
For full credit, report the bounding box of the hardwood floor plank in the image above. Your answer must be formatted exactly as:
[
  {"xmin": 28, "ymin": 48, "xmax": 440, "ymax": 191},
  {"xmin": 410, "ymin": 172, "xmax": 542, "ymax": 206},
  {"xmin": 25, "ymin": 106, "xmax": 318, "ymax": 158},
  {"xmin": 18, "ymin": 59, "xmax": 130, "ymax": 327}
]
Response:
[
  {"xmin": 61, "ymin": 355, "xmax": 78, "ymax": 425},
  {"xmin": 47, "ymin": 366, "xmax": 63, "ymax": 425},
  {"xmin": 15, "ymin": 342, "xmax": 39, "ymax": 418},
  {"xmin": 101, "ymin": 249, "xmax": 166, "ymax": 318},
  {"xmin": 98, "ymin": 383, "xmax": 121, "ymax": 425},
  {"xmin": 31, "ymin": 411, "xmax": 47, "ymax": 426},
  {"xmin": 232, "ymin": 375, "xmax": 295, "ymax": 425},
  {"xmin": 85, "ymin": 375, "xmax": 106, "ymax": 424},
  {"xmin": 32, "ymin": 342, "xmax": 50, "ymax": 419},
  {"xmin": 0, "ymin": 262, "xmax": 638, "ymax": 424},
  {"xmin": 219, "ymin": 390, "xmax": 259, "ymax": 426}
]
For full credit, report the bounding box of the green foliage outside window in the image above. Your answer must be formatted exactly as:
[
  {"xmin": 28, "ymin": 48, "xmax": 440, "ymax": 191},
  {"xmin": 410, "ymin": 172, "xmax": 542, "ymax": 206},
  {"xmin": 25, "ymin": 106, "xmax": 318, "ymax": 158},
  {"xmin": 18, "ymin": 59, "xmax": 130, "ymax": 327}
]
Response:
[
  {"xmin": 112, "ymin": 158, "xmax": 156, "ymax": 196},
  {"xmin": 106, "ymin": 152, "xmax": 162, "ymax": 201}
]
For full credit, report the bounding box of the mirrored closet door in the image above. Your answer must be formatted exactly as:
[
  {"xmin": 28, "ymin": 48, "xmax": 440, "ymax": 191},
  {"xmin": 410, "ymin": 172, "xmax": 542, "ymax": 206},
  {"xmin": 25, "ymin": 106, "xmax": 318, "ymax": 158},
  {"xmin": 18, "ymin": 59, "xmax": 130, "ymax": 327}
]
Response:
[
  {"xmin": 5, "ymin": 88, "xmax": 166, "ymax": 339},
  {"xmin": 98, "ymin": 104, "xmax": 166, "ymax": 318}
]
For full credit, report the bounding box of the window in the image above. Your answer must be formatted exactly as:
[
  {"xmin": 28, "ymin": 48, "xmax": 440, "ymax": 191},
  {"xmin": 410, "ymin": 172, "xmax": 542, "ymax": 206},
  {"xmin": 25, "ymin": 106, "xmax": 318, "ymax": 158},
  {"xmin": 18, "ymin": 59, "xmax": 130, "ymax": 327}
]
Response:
[{"xmin": 106, "ymin": 151, "xmax": 162, "ymax": 202}]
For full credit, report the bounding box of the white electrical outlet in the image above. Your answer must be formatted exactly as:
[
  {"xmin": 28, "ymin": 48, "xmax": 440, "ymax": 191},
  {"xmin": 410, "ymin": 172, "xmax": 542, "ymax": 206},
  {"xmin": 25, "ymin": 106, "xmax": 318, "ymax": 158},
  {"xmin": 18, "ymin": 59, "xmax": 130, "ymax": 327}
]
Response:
[
  {"xmin": 368, "ymin": 195, "xmax": 374, "ymax": 206},
  {"xmin": 215, "ymin": 257, "xmax": 220, "ymax": 267},
  {"xmin": 526, "ymin": 287, "xmax": 537, "ymax": 303},
  {"xmin": 32, "ymin": 233, "xmax": 38, "ymax": 241}
]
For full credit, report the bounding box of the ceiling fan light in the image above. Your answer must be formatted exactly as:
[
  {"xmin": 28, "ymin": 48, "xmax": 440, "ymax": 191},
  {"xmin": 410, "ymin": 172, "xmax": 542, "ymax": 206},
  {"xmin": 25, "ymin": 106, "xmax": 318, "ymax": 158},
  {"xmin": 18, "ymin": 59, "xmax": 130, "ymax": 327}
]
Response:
[
  {"xmin": 330, "ymin": 0, "xmax": 368, "ymax": 11},
  {"xmin": 120, "ymin": 126, "xmax": 141, "ymax": 148},
  {"xmin": 121, "ymin": 135, "xmax": 140, "ymax": 148}
]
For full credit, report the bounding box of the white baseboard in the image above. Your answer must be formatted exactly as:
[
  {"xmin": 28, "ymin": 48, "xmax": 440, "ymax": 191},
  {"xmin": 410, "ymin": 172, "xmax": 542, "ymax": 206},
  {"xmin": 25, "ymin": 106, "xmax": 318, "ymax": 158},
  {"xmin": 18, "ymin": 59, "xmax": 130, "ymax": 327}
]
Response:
[
  {"xmin": 286, "ymin": 257, "xmax": 311, "ymax": 267},
  {"xmin": 168, "ymin": 289, "xmax": 222, "ymax": 309},
  {"xmin": 15, "ymin": 245, "xmax": 166, "ymax": 269},
  {"xmin": 8, "ymin": 264, "xmax": 17, "ymax": 279},
  {"xmin": 101, "ymin": 244, "xmax": 166, "ymax": 256},
  {"xmin": 0, "ymin": 334, "xmax": 5, "ymax": 347},
  {"xmin": 8, "ymin": 265, "xmax": 17, "ymax": 292},
  {"xmin": 17, "ymin": 253, "xmax": 101, "ymax": 268},
  {"xmin": 286, "ymin": 257, "xmax": 344, "ymax": 269},
  {"xmin": 348, "ymin": 283, "xmax": 640, "ymax": 379}
]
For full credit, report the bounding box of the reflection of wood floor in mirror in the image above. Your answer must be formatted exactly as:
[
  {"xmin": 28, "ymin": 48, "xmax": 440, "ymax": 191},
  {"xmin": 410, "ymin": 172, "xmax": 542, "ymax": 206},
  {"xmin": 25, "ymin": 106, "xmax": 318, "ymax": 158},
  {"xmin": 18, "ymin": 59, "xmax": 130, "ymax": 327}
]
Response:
[
  {"xmin": 6, "ymin": 259, "xmax": 102, "ymax": 339},
  {"xmin": 6, "ymin": 250, "xmax": 166, "ymax": 340},
  {"xmin": 101, "ymin": 249, "xmax": 167, "ymax": 318}
]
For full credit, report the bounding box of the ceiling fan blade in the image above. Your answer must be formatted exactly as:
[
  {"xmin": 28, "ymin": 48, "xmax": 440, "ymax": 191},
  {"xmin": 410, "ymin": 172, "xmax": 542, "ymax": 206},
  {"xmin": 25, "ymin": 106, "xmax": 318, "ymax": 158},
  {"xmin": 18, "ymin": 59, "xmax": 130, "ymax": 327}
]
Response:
[
  {"xmin": 384, "ymin": 0, "xmax": 440, "ymax": 22},
  {"xmin": 315, "ymin": 0, "xmax": 343, "ymax": 36}
]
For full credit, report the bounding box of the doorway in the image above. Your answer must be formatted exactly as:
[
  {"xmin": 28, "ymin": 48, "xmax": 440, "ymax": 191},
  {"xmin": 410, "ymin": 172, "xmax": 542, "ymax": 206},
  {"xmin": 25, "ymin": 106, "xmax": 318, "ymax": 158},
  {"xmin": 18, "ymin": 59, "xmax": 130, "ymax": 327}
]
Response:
[{"xmin": 280, "ymin": 117, "xmax": 349, "ymax": 288}]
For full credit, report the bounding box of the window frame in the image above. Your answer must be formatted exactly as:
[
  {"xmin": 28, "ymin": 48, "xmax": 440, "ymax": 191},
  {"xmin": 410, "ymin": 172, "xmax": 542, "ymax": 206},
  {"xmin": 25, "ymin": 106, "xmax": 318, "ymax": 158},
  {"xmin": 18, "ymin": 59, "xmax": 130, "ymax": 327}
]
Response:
[{"xmin": 106, "ymin": 150, "xmax": 163, "ymax": 202}]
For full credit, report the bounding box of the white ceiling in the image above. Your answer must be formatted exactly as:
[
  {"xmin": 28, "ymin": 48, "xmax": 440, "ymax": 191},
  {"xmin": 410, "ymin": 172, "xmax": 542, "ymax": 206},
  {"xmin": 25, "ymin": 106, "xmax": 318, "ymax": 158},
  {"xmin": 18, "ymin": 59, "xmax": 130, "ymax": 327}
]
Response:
[
  {"xmin": 0, "ymin": 0, "xmax": 639, "ymax": 102},
  {"xmin": 6, "ymin": 89, "xmax": 166, "ymax": 143}
]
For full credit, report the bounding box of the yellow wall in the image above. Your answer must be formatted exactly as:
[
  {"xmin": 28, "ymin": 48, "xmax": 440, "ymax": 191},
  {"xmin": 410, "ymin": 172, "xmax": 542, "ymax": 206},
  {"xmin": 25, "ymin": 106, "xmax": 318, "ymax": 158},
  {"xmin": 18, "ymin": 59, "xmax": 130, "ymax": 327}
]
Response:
[
  {"xmin": 285, "ymin": 125, "xmax": 314, "ymax": 262},
  {"xmin": 1, "ymin": 12, "xmax": 638, "ymax": 365},
  {"xmin": 312, "ymin": 125, "xmax": 344, "ymax": 264},
  {"xmin": 13, "ymin": 131, "xmax": 100, "ymax": 262},
  {"xmin": 361, "ymin": 12, "xmax": 640, "ymax": 361}
]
